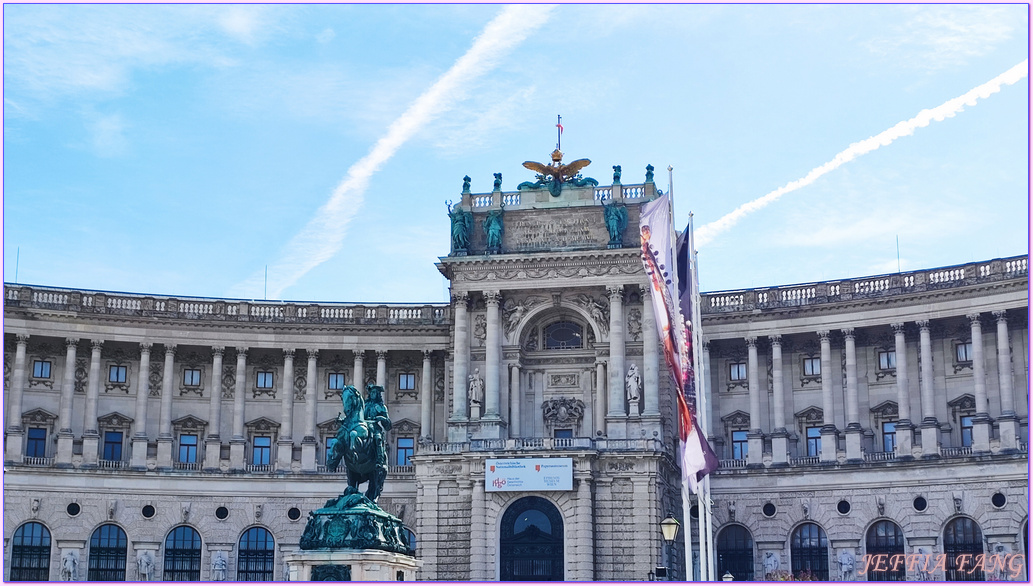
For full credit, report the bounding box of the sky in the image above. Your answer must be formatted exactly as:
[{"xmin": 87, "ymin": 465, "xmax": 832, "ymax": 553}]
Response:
[{"xmin": 3, "ymin": 4, "xmax": 1029, "ymax": 304}]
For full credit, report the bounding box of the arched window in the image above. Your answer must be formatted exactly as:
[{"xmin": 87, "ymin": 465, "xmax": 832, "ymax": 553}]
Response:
[
  {"xmin": 500, "ymin": 496, "xmax": 564, "ymax": 581},
  {"xmin": 866, "ymin": 520, "xmax": 905, "ymax": 581},
  {"xmin": 944, "ymin": 517, "xmax": 984, "ymax": 581},
  {"xmin": 544, "ymin": 321, "xmax": 583, "ymax": 350},
  {"xmin": 790, "ymin": 523, "xmax": 829, "ymax": 580},
  {"xmin": 163, "ymin": 526, "xmax": 201, "ymax": 581},
  {"xmin": 88, "ymin": 524, "xmax": 128, "ymax": 581},
  {"xmin": 10, "ymin": 522, "xmax": 51, "ymax": 581},
  {"xmin": 237, "ymin": 527, "xmax": 275, "ymax": 581},
  {"xmin": 717, "ymin": 524, "xmax": 754, "ymax": 580}
]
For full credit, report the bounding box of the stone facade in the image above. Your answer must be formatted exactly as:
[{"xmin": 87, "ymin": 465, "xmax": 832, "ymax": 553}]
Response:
[{"xmin": 2, "ymin": 165, "xmax": 1028, "ymax": 581}]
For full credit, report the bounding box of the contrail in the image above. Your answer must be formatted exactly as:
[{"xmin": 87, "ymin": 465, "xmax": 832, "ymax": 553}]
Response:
[
  {"xmin": 696, "ymin": 60, "xmax": 1029, "ymax": 247},
  {"xmin": 229, "ymin": 5, "xmax": 555, "ymax": 300}
]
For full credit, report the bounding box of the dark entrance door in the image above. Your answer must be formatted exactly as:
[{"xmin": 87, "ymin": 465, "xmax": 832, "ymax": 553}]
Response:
[{"xmin": 500, "ymin": 496, "xmax": 564, "ymax": 581}]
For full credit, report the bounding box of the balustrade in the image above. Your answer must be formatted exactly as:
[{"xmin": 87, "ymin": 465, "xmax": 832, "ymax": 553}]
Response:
[{"xmin": 594, "ymin": 187, "xmax": 612, "ymax": 201}]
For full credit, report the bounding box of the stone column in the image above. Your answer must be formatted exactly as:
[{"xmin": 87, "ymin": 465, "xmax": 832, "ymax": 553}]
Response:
[
  {"xmin": 573, "ymin": 475, "xmax": 595, "ymax": 580},
  {"xmin": 746, "ymin": 337, "xmax": 763, "ymax": 466},
  {"xmin": 203, "ymin": 347, "xmax": 225, "ymax": 471},
  {"xmin": 81, "ymin": 340, "xmax": 104, "ymax": 466},
  {"xmin": 469, "ymin": 479, "xmax": 487, "ymax": 579},
  {"xmin": 484, "ymin": 291, "xmax": 502, "ymax": 419},
  {"xmin": 509, "ymin": 363, "xmax": 522, "ymax": 438},
  {"xmin": 4, "ymin": 334, "xmax": 29, "ymax": 461},
  {"xmin": 994, "ymin": 311, "xmax": 1019, "ymax": 451},
  {"xmin": 156, "ymin": 344, "xmax": 176, "ymax": 468},
  {"xmin": 594, "ymin": 360, "xmax": 606, "ymax": 437},
  {"xmin": 230, "ymin": 348, "xmax": 247, "ymax": 470},
  {"xmin": 277, "ymin": 349, "xmax": 295, "ymax": 471},
  {"xmin": 817, "ymin": 331, "xmax": 837, "ymax": 462},
  {"xmin": 916, "ymin": 321, "xmax": 940, "ymax": 457},
  {"xmin": 641, "ymin": 287, "xmax": 660, "ymax": 416},
  {"xmin": 420, "ymin": 351, "xmax": 433, "ymax": 442},
  {"xmin": 131, "ymin": 343, "xmax": 152, "ymax": 468},
  {"xmin": 302, "ymin": 350, "xmax": 319, "ymax": 472},
  {"xmin": 968, "ymin": 313, "xmax": 992, "ymax": 452},
  {"xmin": 770, "ymin": 335, "xmax": 789, "ymax": 466},
  {"xmin": 892, "ymin": 323, "xmax": 914, "ymax": 458},
  {"xmin": 56, "ymin": 338, "xmax": 79, "ymax": 466},
  {"xmin": 843, "ymin": 329, "xmax": 863, "ymax": 461},
  {"xmin": 606, "ymin": 286, "xmax": 626, "ymax": 437},
  {"xmin": 449, "ymin": 293, "xmax": 471, "ymax": 440},
  {"xmin": 375, "ymin": 350, "xmax": 387, "ymax": 388}
]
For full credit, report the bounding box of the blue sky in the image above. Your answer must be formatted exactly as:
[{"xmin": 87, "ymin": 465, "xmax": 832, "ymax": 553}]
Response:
[{"xmin": 3, "ymin": 4, "xmax": 1028, "ymax": 303}]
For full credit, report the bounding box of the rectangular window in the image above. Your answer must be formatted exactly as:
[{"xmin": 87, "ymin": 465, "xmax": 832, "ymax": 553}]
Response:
[
  {"xmin": 26, "ymin": 428, "xmax": 47, "ymax": 458},
  {"xmin": 399, "ymin": 373, "xmax": 416, "ymax": 391},
  {"xmin": 108, "ymin": 365, "xmax": 127, "ymax": 383},
  {"xmin": 728, "ymin": 362, "xmax": 747, "ymax": 382},
  {"xmin": 183, "ymin": 368, "xmax": 201, "ymax": 386},
  {"xmin": 257, "ymin": 371, "xmax": 274, "ymax": 389},
  {"xmin": 878, "ymin": 350, "xmax": 896, "ymax": 370},
  {"xmin": 325, "ymin": 437, "xmax": 337, "ymax": 464},
  {"xmin": 32, "ymin": 360, "xmax": 51, "ymax": 379},
  {"xmin": 731, "ymin": 430, "xmax": 748, "ymax": 460},
  {"xmin": 328, "ymin": 373, "xmax": 346, "ymax": 391},
  {"xmin": 252, "ymin": 436, "xmax": 271, "ymax": 465},
  {"xmin": 179, "ymin": 434, "xmax": 198, "ymax": 463},
  {"xmin": 882, "ymin": 421, "xmax": 897, "ymax": 453},
  {"xmin": 960, "ymin": 416, "xmax": 974, "ymax": 447},
  {"xmin": 395, "ymin": 437, "xmax": 415, "ymax": 466},
  {"xmin": 803, "ymin": 357, "xmax": 821, "ymax": 376},
  {"xmin": 955, "ymin": 342, "xmax": 973, "ymax": 363},
  {"xmin": 553, "ymin": 429, "xmax": 573, "ymax": 439},
  {"xmin": 806, "ymin": 427, "xmax": 821, "ymax": 457},
  {"xmin": 103, "ymin": 431, "xmax": 123, "ymax": 461}
]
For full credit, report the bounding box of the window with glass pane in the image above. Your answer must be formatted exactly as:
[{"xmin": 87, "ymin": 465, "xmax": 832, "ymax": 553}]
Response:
[
  {"xmin": 806, "ymin": 427, "xmax": 821, "ymax": 457},
  {"xmin": 10, "ymin": 522, "xmax": 51, "ymax": 581},
  {"xmin": 790, "ymin": 522, "xmax": 829, "ymax": 580},
  {"xmin": 325, "ymin": 437, "xmax": 337, "ymax": 464},
  {"xmin": 960, "ymin": 416, "xmax": 974, "ymax": 447},
  {"xmin": 553, "ymin": 429, "xmax": 573, "ymax": 439},
  {"xmin": 183, "ymin": 369, "xmax": 201, "ymax": 386},
  {"xmin": 803, "ymin": 357, "xmax": 821, "ymax": 376},
  {"xmin": 866, "ymin": 521, "xmax": 905, "ymax": 581},
  {"xmin": 729, "ymin": 362, "xmax": 747, "ymax": 381},
  {"xmin": 257, "ymin": 371, "xmax": 274, "ymax": 389},
  {"xmin": 163, "ymin": 526, "xmax": 201, "ymax": 581},
  {"xmin": 544, "ymin": 321, "xmax": 583, "ymax": 349},
  {"xmin": 328, "ymin": 373, "xmax": 345, "ymax": 390},
  {"xmin": 108, "ymin": 365, "xmax": 127, "ymax": 383},
  {"xmin": 237, "ymin": 527, "xmax": 275, "ymax": 581},
  {"xmin": 717, "ymin": 525, "xmax": 755, "ymax": 580},
  {"xmin": 944, "ymin": 517, "xmax": 984, "ymax": 581},
  {"xmin": 399, "ymin": 373, "xmax": 415, "ymax": 390},
  {"xmin": 955, "ymin": 342, "xmax": 973, "ymax": 363},
  {"xmin": 88, "ymin": 524, "xmax": 128, "ymax": 581},
  {"xmin": 252, "ymin": 436, "xmax": 271, "ymax": 465},
  {"xmin": 882, "ymin": 422, "xmax": 897, "ymax": 453},
  {"xmin": 396, "ymin": 437, "xmax": 415, "ymax": 466},
  {"xmin": 32, "ymin": 360, "xmax": 51, "ymax": 379},
  {"xmin": 26, "ymin": 428, "xmax": 47, "ymax": 458},
  {"xmin": 179, "ymin": 434, "xmax": 198, "ymax": 463},
  {"xmin": 732, "ymin": 430, "xmax": 748, "ymax": 459},
  {"xmin": 878, "ymin": 350, "xmax": 896, "ymax": 370},
  {"xmin": 103, "ymin": 431, "xmax": 123, "ymax": 461}
]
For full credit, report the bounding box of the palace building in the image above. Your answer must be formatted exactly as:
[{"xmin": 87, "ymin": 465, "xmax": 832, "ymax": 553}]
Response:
[{"xmin": 3, "ymin": 161, "xmax": 1028, "ymax": 581}]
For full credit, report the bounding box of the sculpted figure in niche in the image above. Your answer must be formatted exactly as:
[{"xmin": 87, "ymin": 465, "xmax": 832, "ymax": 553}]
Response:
[
  {"xmin": 138, "ymin": 550, "xmax": 155, "ymax": 580},
  {"xmin": 838, "ymin": 549, "xmax": 855, "ymax": 580},
  {"xmin": 211, "ymin": 552, "xmax": 227, "ymax": 581},
  {"xmin": 483, "ymin": 205, "xmax": 505, "ymax": 251},
  {"xmin": 602, "ymin": 199, "xmax": 628, "ymax": 246},
  {"xmin": 468, "ymin": 368, "xmax": 484, "ymax": 406},
  {"xmin": 61, "ymin": 550, "xmax": 79, "ymax": 581},
  {"xmin": 763, "ymin": 552, "xmax": 780, "ymax": 578},
  {"xmin": 625, "ymin": 363, "xmax": 641, "ymax": 401}
]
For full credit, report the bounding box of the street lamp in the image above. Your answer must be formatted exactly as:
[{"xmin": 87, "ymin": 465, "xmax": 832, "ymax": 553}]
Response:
[
  {"xmin": 658, "ymin": 515, "xmax": 681, "ymax": 580},
  {"xmin": 722, "ymin": 571, "xmax": 735, "ymax": 581}
]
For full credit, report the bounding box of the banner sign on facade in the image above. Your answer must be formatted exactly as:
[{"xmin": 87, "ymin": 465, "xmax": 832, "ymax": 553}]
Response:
[{"xmin": 485, "ymin": 458, "xmax": 573, "ymax": 492}]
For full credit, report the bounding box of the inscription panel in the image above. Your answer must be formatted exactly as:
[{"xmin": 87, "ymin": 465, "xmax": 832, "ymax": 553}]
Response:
[{"xmin": 511, "ymin": 216, "xmax": 594, "ymax": 251}]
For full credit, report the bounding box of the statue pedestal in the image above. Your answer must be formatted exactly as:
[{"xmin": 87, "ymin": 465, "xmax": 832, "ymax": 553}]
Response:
[{"xmin": 283, "ymin": 548, "xmax": 421, "ymax": 581}]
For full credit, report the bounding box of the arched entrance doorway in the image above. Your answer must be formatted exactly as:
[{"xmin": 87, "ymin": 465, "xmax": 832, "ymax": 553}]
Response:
[{"xmin": 500, "ymin": 496, "xmax": 563, "ymax": 581}]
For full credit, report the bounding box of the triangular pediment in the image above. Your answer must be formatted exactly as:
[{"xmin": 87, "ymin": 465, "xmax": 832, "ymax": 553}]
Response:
[
  {"xmin": 97, "ymin": 411, "xmax": 134, "ymax": 427},
  {"xmin": 393, "ymin": 418, "xmax": 420, "ymax": 435},
  {"xmin": 318, "ymin": 417, "xmax": 342, "ymax": 434},
  {"xmin": 245, "ymin": 416, "xmax": 281, "ymax": 432},
  {"xmin": 171, "ymin": 414, "xmax": 208, "ymax": 431},
  {"xmin": 947, "ymin": 394, "xmax": 976, "ymax": 411},
  {"xmin": 22, "ymin": 408, "xmax": 58, "ymax": 425},
  {"xmin": 795, "ymin": 406, "xmax": 823, "ymax": 423},
  {"xmin": 870, "ymin": 400, "xmax": 899, "ymax": 417},
  {"xmin": 721, "ymin": 410, "xmax": 750, "ymax": 427}
]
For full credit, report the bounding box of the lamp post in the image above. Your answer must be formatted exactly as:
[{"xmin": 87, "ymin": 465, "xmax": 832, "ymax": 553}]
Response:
[{"xmin": 659, "ymin": 515, "xmax": 681, "ymax": 580}]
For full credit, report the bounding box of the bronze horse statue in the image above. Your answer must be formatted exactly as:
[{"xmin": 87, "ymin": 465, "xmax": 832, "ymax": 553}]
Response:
[{"xmin": 326, "ymin": 384, "xmax": 390, "ymax": 502}]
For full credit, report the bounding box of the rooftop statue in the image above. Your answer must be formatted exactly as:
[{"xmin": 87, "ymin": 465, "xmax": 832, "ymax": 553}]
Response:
[
  {"xmin": 493, "ymin": 172, "xmax": 503, "ymax": 191},
  {"xmin": 462, "ymin": 175, "xmax": 471, "ymax": 193},
  {"xmin": 518, "ymin": 149, "xmax": 598, "ymax": 197},
  {"xmin": 613, "ymin": 165, "xmax": 622, "ymax": 183},
  {"xmin": 447, "ymin": 200, "xmax": 472, "ymax": 254},
  {"xmin": 602, "ymin": 199, "xmax": 628, "ymax": 247},
  {"xmin": 645, "ymin": 164, "xmax": 655, "ymax": 183},
  {"xmin": 483, "ymin": 203, "xmax": 505, "ymax": 252}
]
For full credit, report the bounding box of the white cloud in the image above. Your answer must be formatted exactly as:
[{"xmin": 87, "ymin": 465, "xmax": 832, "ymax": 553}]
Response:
[
  {"xmin": 86, "ymin": 113, "xmax": 129, "ymax": 158},
  {"xmin": 217, "ymin": 5, "xmax": 279, "ymax": 45},
  {"xmin": 316, "ymin": 28, "xmax": 336, "ymax": 44}
]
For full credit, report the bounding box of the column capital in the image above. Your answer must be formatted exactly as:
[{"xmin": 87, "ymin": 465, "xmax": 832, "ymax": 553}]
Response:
[
  {"xmin": 966, "ymin": 312, "xmax": 982, "ymax": 324},
  {"xmin": 916, "ymin": 319, "xmax": 930, "ymax": 331},
  {"xmin": 423, "ymin": 349, "xmax": 433, "ymax": 360},
  {"xmin": 212, "ymin": 346, "xmax": 225, "ymax": 357},
  {"xmin": 66, "ymin": 337, "xmax": 81, "ymax": 348},
  {"xmin": 891, "ymin": 322, "xmax": 906, "ymax": 335},
  {"xmin": 375, "ymin": 350, "xmax": 388, "ymax": 361},
  {"xmin": 817, "ymin": 330, "xmax": 830, "ymax": 341},
  {"xmin": 452, "ymin": 291, "xmax": 469, "ymax": 306},
  {"xmin": 745, "ymin": 336, "xmax": 757, "ymax": 348},
  {"xmin": 992, "ymin": 310, "xmax": 1008, "ymax": 323},
  {"xmin": 236, "ymin": 347, "xmax": 248, "ymax": 360},
  {"xmin": 841, "ymin": 328, "xmax": 854, "ymax": 338},
  {"xmin": 91, "ymin": 339, "xmax": 105, "ymax": 351},
  {"xmin": 308, "ymin": 349, "xmax": 319, "ymax": 361},
  {"xmin": 15, "ymin": 334, "xmax": 31, "ymax": 345},
  {"xmin": 283, "ymin": 349, "xmax": 295, "ymax": 360},
  {"xmin": 606, "ymin": 285, "xmax": 624, "ymax": 300},
  {"xmin": 138, "ymin": 342, "xmax": 152, "ymax": 352},
  {"xmin": 702, "ymin": 340, "xmax": 710, "ymax": 352},
  {"xmin": 484, "ymin": 291, "xmax": 502, "ymax": 305},
  {"xmin": 164, "ymin": 344, "xmax": 178, "ymax": 357},
  {"xmin": 769, "ymin": 334, "xmax": 782, "ymax": 345}
]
